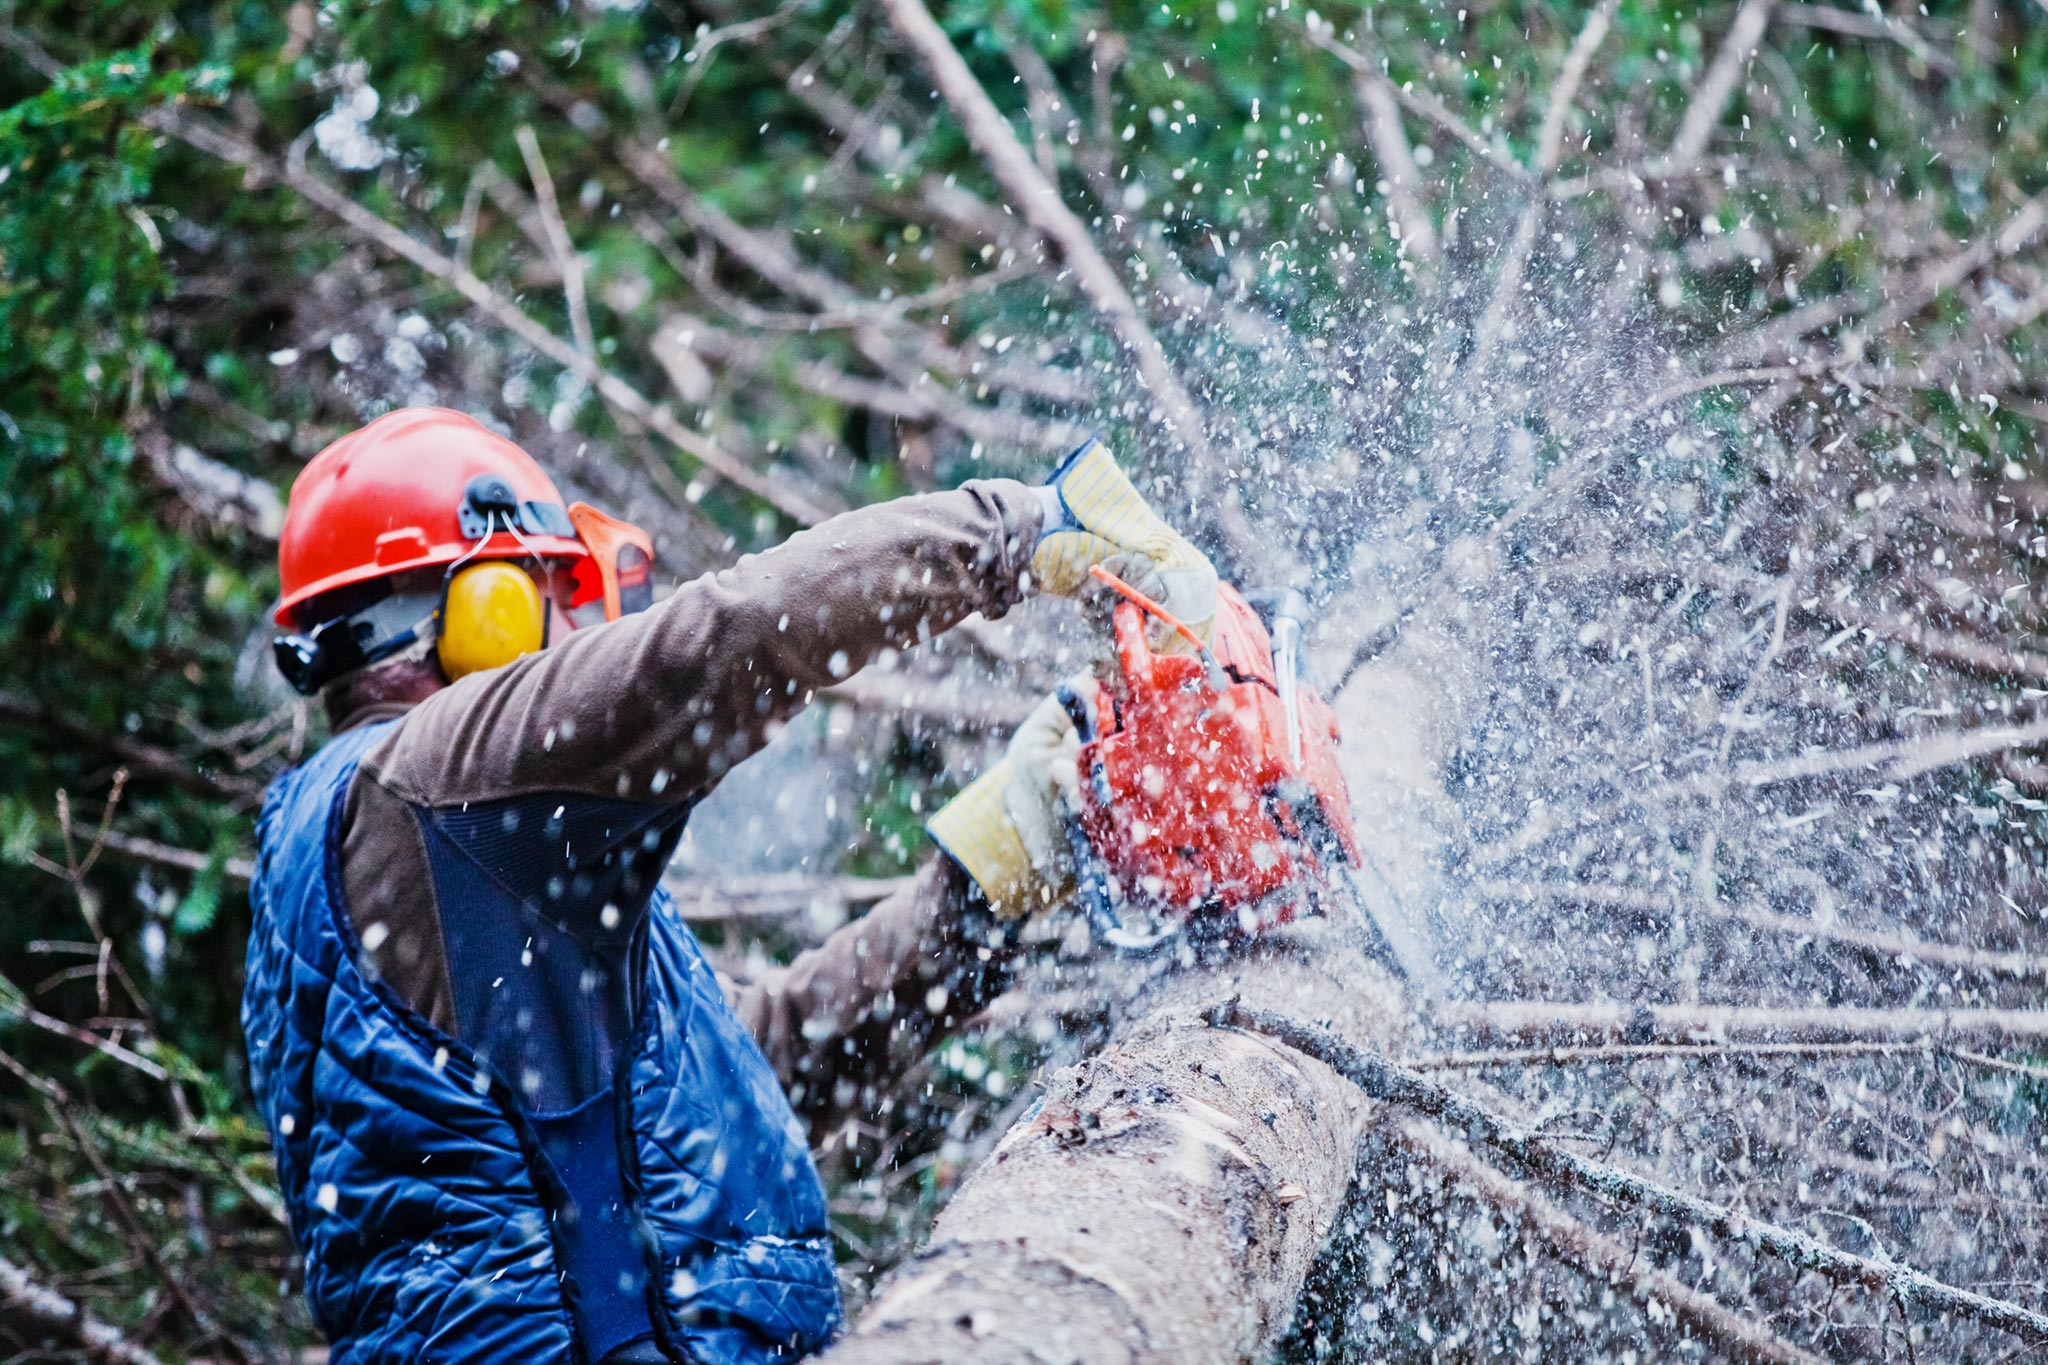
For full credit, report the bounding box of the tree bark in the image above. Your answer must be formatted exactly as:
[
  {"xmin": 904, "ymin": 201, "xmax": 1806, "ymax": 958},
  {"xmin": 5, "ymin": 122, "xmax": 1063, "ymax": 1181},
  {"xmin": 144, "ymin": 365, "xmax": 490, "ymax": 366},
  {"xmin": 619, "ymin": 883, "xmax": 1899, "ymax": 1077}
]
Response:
[{"xmin": 819, "ymin": 926, "xmax": 1405, "ymax": 1365}]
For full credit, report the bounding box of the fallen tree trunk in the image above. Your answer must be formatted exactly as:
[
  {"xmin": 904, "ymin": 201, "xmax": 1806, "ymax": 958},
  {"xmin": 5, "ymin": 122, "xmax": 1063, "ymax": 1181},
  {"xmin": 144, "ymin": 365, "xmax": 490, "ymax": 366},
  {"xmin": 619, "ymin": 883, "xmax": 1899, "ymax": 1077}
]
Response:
[{"xmin": 818, "ymin": 924, "xmax": 1404, "ymax": 1364}]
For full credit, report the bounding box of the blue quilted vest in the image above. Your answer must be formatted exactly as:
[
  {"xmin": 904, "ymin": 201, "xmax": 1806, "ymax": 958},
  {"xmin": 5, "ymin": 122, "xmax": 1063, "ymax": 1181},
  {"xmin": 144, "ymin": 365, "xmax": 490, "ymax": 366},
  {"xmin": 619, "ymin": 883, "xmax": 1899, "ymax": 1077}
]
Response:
[{"xmin": 242, "ymin": 722, "xmax": 842, "ymax": 1364}]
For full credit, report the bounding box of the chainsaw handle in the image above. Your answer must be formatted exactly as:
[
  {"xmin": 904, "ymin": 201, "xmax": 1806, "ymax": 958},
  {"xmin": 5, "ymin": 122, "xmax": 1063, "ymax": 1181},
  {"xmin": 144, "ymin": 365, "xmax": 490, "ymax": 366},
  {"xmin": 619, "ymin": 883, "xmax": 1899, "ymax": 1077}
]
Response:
[{"xmin": 1065, "ymin": 815, "xmax": 1180, "ymax": 955}]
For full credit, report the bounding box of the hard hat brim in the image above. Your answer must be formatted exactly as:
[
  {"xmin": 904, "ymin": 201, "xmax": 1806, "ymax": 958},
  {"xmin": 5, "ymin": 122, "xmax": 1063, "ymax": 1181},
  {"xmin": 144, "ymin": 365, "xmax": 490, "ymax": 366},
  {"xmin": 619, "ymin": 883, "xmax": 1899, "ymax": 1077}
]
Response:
[{"xmin": 273, "ymin": 531, "xmax": 589, "ymax": 626}]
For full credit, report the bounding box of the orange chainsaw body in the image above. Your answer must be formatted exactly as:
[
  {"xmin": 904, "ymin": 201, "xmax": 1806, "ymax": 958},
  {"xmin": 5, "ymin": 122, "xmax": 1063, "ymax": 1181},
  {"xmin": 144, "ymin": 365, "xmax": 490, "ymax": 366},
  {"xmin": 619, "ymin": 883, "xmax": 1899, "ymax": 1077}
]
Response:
[{"xmin": 1071, "ymin": 584, "xmax": 1359, "ymax": 941}]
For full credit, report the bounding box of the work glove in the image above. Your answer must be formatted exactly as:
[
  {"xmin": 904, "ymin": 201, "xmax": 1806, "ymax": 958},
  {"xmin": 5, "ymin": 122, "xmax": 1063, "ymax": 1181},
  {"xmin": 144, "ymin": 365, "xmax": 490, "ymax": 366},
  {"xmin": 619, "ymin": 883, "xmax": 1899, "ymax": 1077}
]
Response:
[
  {"xmin": 926, "ymin": 682, "xmax": 1096, "ymax": 919},
  {"xmin": 1032, "ymin": 439, "xmax": 1218, "ymax": 652}
]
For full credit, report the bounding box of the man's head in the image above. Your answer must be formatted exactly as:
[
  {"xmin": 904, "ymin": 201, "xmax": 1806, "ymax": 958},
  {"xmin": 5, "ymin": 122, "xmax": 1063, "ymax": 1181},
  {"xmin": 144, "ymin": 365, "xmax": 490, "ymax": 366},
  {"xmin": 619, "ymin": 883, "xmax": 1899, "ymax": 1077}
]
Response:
[{"xmin": 272, "ymin": 408, "xmax": 655, "ymax": 725}]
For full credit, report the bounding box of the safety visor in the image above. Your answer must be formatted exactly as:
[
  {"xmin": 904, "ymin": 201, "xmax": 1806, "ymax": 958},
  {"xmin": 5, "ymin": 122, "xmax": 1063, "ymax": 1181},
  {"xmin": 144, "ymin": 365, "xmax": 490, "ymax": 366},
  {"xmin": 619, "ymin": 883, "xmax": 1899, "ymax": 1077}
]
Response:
[{"xmin": 564, "ymin": 502, "xmax": 656, "ymax": 627}]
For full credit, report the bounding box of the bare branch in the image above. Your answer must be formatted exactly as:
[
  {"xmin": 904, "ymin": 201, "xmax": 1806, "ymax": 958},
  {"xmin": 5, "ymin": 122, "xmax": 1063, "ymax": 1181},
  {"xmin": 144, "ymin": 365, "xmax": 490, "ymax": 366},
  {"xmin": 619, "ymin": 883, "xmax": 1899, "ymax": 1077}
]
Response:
[
  {"xmin": 85, "ymin": 830, "xmax": 256, "ymax": 883},
  {"xmin": 1533, "ymin": 0, "xmax": 1619, "ymax": 178},
  {"xmin": 1665, "ymin": 0, "xmax": 1776, "ymax": 171},
  {"xmin": 662, "ymin": 871, "xmax": 915, "ymax": 924},
  {"xmin": 1431, "ymin": 999, "xmax": 2048, "ymax": 1050},
  {"xmin": 148, "ymin": 109, "xmax": 831, "ymax": 526},
  {"xmin": 0, "ymin": 691, "xmax": 260, "ymax": 803},
  {"xmin": 876, "ymin": 0, "xmax": 1257, "ymax": 557},
  {"xmin": 1409, "ymin": 1040, "xmax": 2048, "ymax": 1085},
  {"xmin": 515, "ymin": 124, "xmax": 596, "ymax": 361},
  {"xmin": 1468, "ymin": 878, "xmax": 2048, "ymax": 982},
  {"xmin": 1774, "ymin": 4, "xmax": 1958, "ymax": 77},
  {"xmin": 1304, "ymin": 22, "xmax": 1531, "ymax": 184},
  {"xmin": 0, "ymin": 1253, "xmax": 167, "ymax": 1365},
  {"xmin": 1219, "ymin": 1003, "xmax": 2048, "ymax": 1346},
  {"xmin": 1395, "ymin": 1120, "xmax": 1825, "ymax": 1365},
  {"xmin": 1646, "ymin": 711, "xmax": 2048, "ymax": 802},
  {"xmin": 0, "ymin": 985, "xmax": 170, "ymax": 1083}
]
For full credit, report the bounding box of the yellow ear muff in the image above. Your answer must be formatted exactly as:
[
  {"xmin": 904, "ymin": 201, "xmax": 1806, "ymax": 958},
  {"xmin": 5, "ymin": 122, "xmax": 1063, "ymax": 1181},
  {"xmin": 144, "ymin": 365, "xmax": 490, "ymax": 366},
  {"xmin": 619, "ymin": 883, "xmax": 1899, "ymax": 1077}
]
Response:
[{"xmin": 438, "ymin": 562, "xmax": 546, "ymax": 680}]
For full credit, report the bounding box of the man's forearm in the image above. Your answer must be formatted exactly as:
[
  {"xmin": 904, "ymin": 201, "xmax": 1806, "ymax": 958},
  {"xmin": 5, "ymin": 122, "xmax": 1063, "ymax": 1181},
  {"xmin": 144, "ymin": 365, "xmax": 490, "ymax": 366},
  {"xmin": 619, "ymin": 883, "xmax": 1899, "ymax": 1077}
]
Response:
[{"xmin": 726, "ymin": 856, "xmax": 1021, "ymax": 1135}]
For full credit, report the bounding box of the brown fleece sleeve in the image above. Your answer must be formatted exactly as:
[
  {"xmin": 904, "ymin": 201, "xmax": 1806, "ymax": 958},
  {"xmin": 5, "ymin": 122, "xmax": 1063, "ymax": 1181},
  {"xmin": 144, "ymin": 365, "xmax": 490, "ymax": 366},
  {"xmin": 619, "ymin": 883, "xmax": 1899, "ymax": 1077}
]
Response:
[
  {"xmin": 337, "ymin": 481, "xmax": 1038, "ymax": 1030},
  {"xmin": 725, "ymin": 856, "xmax": 1021, "ymax": 1137},
  {"xmin": 357, "ymin": 479, "xmax": 1041, "ymax": 806}
]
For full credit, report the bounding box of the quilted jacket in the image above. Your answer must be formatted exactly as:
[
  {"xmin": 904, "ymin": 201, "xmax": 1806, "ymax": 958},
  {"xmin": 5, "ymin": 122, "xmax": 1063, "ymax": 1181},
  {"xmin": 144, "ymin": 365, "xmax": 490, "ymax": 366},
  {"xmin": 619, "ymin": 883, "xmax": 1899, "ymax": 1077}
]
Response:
[{"xmin": 242, "ymin": 721, "xmax": 841, "ymax": 1364}]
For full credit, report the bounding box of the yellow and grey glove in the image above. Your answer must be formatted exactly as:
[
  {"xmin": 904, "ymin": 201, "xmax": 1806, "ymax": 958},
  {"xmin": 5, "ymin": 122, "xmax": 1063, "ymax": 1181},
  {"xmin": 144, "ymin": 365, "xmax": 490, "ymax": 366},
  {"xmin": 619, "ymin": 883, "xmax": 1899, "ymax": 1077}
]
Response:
[
  {"xmin": 1031, "ymin": 438, "xmax": 1218, "ymax": 651},
  {"xmin": 926, "ymin": 685, "xmax": 1089, "ymax": 919}
]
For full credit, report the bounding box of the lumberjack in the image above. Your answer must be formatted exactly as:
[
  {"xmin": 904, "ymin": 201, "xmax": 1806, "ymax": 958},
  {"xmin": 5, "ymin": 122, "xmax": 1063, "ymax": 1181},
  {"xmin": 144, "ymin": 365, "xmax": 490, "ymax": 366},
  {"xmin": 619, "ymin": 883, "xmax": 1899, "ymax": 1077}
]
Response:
[{"xmin": 243, "ymin": 407, "xmax": 1213, "ymax": 1364}]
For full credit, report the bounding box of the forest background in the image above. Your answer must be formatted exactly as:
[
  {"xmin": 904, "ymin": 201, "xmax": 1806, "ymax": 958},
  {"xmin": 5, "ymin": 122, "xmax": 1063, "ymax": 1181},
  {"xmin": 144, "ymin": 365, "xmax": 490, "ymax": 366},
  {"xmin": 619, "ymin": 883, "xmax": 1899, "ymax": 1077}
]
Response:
[{"xmin": 6, "ymin": 0, "xmax": 2048, "ymax": 1360}]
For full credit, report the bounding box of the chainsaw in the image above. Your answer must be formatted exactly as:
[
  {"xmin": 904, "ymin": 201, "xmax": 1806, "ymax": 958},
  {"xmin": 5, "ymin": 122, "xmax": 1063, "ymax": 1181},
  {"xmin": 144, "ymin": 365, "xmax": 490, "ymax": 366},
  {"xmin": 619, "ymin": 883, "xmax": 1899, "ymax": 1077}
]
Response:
[{"xmin": 1059, "ymin": 566, "xmax": 1361, "ymax": 953}]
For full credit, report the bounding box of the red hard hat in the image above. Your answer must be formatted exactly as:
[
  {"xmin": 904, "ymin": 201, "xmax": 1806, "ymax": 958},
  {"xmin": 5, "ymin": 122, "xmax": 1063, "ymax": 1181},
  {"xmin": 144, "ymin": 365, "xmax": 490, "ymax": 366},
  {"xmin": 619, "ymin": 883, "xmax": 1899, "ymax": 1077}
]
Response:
[{"xmin": 275, "ymin": 408, "xmax": 589, "ymax": 626}]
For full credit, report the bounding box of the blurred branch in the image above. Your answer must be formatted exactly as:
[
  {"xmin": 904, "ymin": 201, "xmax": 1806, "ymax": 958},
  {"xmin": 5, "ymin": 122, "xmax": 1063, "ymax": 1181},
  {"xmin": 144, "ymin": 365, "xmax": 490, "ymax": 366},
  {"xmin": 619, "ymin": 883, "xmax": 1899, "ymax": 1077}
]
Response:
[
  {"xmin": 1774, "ymin": 4, "xmax": 1957, "ymax": 77},
  {"xmin": 147, "ymin": 108, "xmax": 831, "ymax": 525},
  {"xmin": 138, "ymin": 430, "xmax": 285, "ymax": 540},
  {"xmin": 91, "ymin": 829, "xmax": 255, "ymax": 883},
  {"xmin": 663, "ymin": 871, "xmax": 914, "ymax": 924},
  {"xmin": 41, "ymin": 1100, "xmax": 253, "ymax": 1363},
  {"xmin": 1532, "ymin": 0, "xmax": 1618, "ymax": 178},
  {"xmin": 1220, "ymin": 1003, "xmax": 2048, "ymax": 1347},
  {"xmin": 875, "ymin": 0, "xmax": 1258, "ymax": 559},
  {"xmin": 0, "ymin": 1253, "xmax": 167, "ymax": 1365},
  {"xmin": 1298, "ymin": 23, "xmax": 1440, "ymax": 273},
  {"xmin": 514, "ymin": 125, "xmax": 596, "ymax": 361},
  {"xmin": 1415, "ymin": 1038, "xmax": 1938, "ymax": 1069},
  {"xmin": 667, "ymin": 5, "xmax": 802, "ymax": 118},
  {"xmin": 0, "ymin": 983, "xmax": 170, "ymax": 1083},
  {"xmin": 0, "ymin": 691, "xmax": 262, "ymax": 803},
  {"xmin": 1303, "ymin": 20, "xmax": 1531, "ymax": 184},
  {"xmin": 1466, "ymin": 0, "xmax": 1619, "ymax": 376},
  {"xmin": 1664, "ymin": 0, "xmax": 1776, "ymax": 171},
  {"xmin": 1651, "ymin": 710, "xmax": 2048, "ymax": 800},
  {"xmin": 1469, "ymin": 878, "xmax": 2048, "ymax": 982},
  {"xmin": 823, "ymin": 668, "xmax": 1035, "ymax": 730},
  {"xmin": 668, "ymin": 316, "xmax": 1082, "ymax": 452},
  {"xmin": 1395, "ymin": 1120, "xmax": 1824, "ymax": 1365}
]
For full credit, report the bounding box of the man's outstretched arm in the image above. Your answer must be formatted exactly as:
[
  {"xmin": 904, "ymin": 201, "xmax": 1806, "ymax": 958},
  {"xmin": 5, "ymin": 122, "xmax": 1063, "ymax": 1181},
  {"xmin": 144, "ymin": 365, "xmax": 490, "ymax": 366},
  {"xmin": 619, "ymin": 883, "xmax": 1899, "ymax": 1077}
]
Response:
[
  {"xmin": 360, "ymin": 479, "xmax": 1043, "ymax": 810},
  {"xmin": 339, "ymin": 482, "xmax": 1039, "ymax": 1030}
]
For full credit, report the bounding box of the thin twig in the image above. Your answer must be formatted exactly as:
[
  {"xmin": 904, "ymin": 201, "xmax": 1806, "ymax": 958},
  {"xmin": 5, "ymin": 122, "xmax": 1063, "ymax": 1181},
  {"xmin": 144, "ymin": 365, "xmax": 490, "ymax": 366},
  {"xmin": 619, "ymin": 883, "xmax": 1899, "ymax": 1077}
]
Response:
[
  {"xmin": 1304, "ymin": 22, "xmax": 1530, "ymax": 184},
  {"xmin": 1431, "ymin": 999, "xmax": 2048, "ymax": 1050},
  {"xmin": 1533, "ymin": 0, "xmax": 1618, "ymax": 178},
  {"xmin": 1395, "ymin": 1119, "xmax": 1825, "ymax": 1365},
  {"xmin": 1664, "ymin": 0, "xmax": 1776, "ymax": 171},
  {"xmin": 44, "ymin": 1101, "xmax": 252, "ymax": 1363},
  {"xmin": 0, "ymin": 691, "xmax": 261, "ymax": 803},
  {"xmin": 1411, "ymin": 1039, "xmax": 1944, "ymax": 1071},
  {"xmin": 1467, "ymin": 878, "xmax": 2048, "ymax": 982}
]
